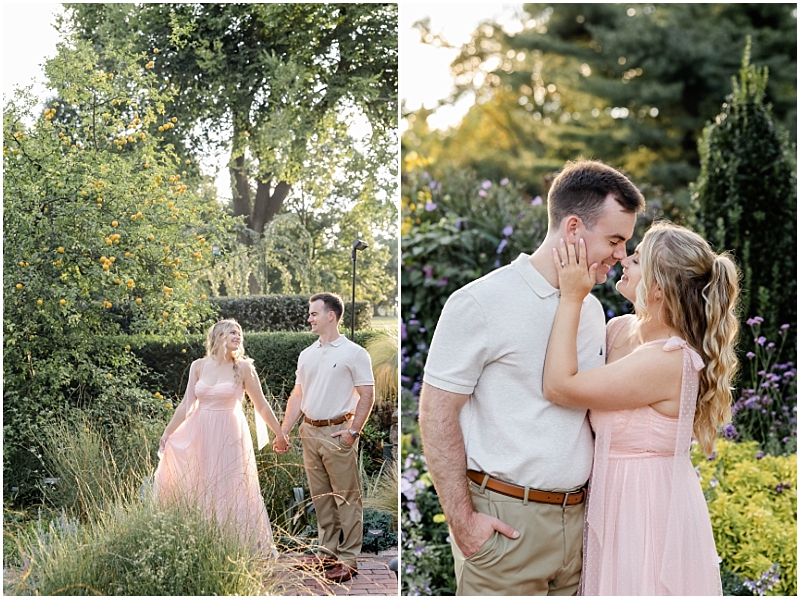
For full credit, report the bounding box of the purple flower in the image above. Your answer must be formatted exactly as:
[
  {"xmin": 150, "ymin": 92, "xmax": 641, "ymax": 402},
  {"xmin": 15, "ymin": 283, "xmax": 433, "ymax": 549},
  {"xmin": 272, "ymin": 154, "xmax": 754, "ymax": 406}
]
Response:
[
  {"xmin": 500, "ymin": 177, "xmax": 509, "ymax": 185},
  {"xmin": 428, "ymin": 180, "xmax": 441, "ymax": 191},
  {"xmin": 502, "ymin": 225, "xmax": 514, "ymax": 237},
  {"xmin": 454, "ymin": 219, "xmax": 463, "ymax": 229},
  {"xmin": 478, "ymin": 190, "xmax": 487, "ymax": 198},
  {"xmin": 756, "ymin": 336, "xmax": 766, "ymax": 346},
  {"xmin": 481, "ymin": 180, "xmax": 492, "ymax": 189},
  {"xmin": 437, "ymin": 278, "xmax": 448, "ymax": 287},
  {"xmin": 422, "ymin": 266, "xmax": 433, "ymax": 279},
  {"xmin": 401, "ymin": 321, "xmax": 407, "ymax": 341},
  {"xmin": 606, "ymin": 309, "xmax": 616, "ymax": 318},
  {"xmin": 607, "ymin": 266, "xmax": 616, "ymax": 278},
  {"xmin": 746, "ymin": 352, "xmax": 756, "ymax": 359},
  {"xmin": 424, "ymin": 201, "xmax": 437, "ymax": 211},
  {"xmin": 722, "ymin": 423, "xmax": 739, "ymax": 439},
  {"xmin": 756, "ymin": 450, "xmax": 764, "ymax": 459},
  {"xmin": 747, "ymin": 316, "xmax": 765, "ymax": 326},
  {"xmin": 781, "ymin": 323, "xmax": 790, "ymax": 330},
  {"xmin": 708, "ymin": 451, "xmax": 716, "ymax": 461},
  {"xmin": 531, "ymin": 195, "xmax": 543, "ymax": 206},
  {"xmin": 496, "ymin": 239, "xmax": 508, "ymax": 254}
]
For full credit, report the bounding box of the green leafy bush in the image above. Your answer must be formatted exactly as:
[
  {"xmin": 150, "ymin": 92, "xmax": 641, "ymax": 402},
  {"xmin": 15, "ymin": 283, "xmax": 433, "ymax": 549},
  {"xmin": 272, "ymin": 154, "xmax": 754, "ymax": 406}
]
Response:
[
  {"xmin": 211, "ymin": 295, "xmax": 372, "ymax": 332},
  {"xmin": 362, "ymin": 508, "xmax": 398, "ymax": 553},
  {"xmin": 3, "ymin": 39, "xmax": 230, "ymax": 500},
  {"xmin": 125, "ymin": 330, "xmax": 381, "ymax": 401},
  {"xmin": 692, "ymin": 439, "xmax": 797, "ymax": 596},
  {"xmin": 690, "ymin": 40, "xmax": 797, "ymax": 349}
]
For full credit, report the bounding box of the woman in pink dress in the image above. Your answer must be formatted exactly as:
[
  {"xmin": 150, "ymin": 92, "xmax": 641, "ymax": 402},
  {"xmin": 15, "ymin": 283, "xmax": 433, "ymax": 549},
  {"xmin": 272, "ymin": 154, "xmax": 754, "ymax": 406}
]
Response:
[
  {"xmin": 154, "ymin": 319, "xmax": 289, "ymax": 556},
  {"xmin": 543, "ymin": 222, "xmax": 740, "ymax": 595}
]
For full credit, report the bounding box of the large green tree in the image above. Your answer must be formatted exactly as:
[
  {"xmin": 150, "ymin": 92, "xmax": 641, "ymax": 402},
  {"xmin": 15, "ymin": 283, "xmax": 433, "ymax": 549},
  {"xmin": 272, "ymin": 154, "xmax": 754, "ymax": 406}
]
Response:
[
  {"xmin": 65, "ymin": 3, "xmax": 398, "ymax": 244},
  {"xmin": 405, "ymin": 3, "xmax": 796, "ymax": 201},
  {"xmin": 3, "ymin": 39, "xmax": 234, "ymax": 496}
]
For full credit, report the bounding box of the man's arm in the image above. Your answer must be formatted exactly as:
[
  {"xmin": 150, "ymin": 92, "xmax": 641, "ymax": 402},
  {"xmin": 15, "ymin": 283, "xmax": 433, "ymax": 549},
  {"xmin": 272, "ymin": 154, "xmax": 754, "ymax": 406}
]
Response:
[
  {"xmin": 278, "ymin": 383, "xmax": 304, "ymax": 446},
  {"xmin": 332, "ymin": 385, "xmax": 374, "ymax": 445},
  {"xmin": 418, "ymin": 382, "xmax": 519, "ymax": 557}
]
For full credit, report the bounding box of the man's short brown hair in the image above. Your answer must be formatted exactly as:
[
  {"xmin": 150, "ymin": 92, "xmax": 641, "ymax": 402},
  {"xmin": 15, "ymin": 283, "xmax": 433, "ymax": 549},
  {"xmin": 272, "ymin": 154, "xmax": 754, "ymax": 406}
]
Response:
[
  {"xmin": 547, "ymin": 160, "xmax": 645, "ymax": 229},
  {"xmin": 310, "ymin": 292, "xmax": 344, "ymax": 322}
]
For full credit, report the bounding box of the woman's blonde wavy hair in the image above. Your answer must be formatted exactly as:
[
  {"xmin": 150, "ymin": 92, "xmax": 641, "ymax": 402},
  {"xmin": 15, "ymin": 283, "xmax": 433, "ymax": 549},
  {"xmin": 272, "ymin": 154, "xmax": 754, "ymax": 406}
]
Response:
[
  {"xmin": 205, "ymin": 319, "xmax": 251, "ymax": 383},
  {"xmin": 634, "ymin": 222, "xmax": 740, "ymax": 456}
]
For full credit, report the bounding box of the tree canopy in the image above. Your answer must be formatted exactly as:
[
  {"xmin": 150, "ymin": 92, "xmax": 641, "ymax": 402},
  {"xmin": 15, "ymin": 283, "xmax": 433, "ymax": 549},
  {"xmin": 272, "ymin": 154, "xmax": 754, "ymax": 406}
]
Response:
[
  {"xmin": 404, "ymin": 3, "xmax": 796, "ymax": 203},
  {"xmin": 65, "ymin": 3, "xmax": 398, "ymax": 237}
]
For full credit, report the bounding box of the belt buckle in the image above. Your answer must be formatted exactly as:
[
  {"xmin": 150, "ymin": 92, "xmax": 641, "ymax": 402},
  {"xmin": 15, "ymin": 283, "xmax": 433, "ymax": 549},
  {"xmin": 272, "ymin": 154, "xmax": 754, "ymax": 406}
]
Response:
[{"xmin": 561, "ymin": 490, "xmax": 572, "ymax": 508}]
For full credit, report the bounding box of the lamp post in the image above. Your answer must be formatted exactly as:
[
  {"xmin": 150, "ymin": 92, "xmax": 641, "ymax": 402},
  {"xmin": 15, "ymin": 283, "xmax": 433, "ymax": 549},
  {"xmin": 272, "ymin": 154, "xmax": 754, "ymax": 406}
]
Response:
[{"xmin": 350, "ymin": 238, "xmax": 368, "ymax": 340}]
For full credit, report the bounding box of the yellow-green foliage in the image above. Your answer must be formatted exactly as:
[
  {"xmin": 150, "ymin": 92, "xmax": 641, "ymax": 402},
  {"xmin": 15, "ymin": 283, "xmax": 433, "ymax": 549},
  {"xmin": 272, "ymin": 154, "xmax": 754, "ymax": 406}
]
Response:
[{"xmin": 692, "ymin": 439, "xmax": 797, "ymax": 595}]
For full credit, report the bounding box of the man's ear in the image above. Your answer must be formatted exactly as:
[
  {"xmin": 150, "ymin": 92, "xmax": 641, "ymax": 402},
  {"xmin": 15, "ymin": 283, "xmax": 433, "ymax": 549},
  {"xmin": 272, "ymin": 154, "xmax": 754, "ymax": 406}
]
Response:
[{"xmin": 563, "ymin": 215, "xmax": 583, "ymax": 242}]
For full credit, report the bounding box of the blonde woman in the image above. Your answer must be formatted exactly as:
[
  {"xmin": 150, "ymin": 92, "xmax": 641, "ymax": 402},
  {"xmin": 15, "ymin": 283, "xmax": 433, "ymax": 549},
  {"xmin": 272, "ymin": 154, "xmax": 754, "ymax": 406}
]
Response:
[
  {"xmin": 154, "ymin": 319, "xmax": 289, "ymax": 557},
  {"xmin": 543, "ymin": 222, "xmax": 739, "ymax": 595}
]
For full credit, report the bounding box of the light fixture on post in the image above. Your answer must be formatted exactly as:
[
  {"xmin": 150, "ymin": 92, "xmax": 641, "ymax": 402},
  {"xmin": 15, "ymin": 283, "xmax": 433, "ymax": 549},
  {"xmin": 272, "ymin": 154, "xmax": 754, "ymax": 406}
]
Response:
[{"xmin": 350, "ymin": 239, "xmax": 368, "ymax": 340}]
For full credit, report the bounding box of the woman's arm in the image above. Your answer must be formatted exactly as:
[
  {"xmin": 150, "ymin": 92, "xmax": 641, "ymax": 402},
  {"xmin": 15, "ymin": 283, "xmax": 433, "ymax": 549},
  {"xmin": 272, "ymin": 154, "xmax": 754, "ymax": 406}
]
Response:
[
  {"xmin": 542, "ymin": 239, "xmax": 682, "ymax": 411},
  {"xmin": 160, "ymin": 359, "xmax": 201, "ymax": 451},
  {"xmin": 242, "ymin": 362, "xmax": 289, "ymax": 451}
]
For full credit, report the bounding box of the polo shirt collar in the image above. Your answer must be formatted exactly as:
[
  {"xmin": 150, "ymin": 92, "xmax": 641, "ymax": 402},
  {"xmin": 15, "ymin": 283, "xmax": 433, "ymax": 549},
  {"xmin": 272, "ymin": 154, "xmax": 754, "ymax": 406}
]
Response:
[
  {"xmin": 316, "ymin": 334, "xmax": 346, "ymax": 348},
  {"xmin": 512, "ymin": 253, "xmax": 559, "ymax": 298}
]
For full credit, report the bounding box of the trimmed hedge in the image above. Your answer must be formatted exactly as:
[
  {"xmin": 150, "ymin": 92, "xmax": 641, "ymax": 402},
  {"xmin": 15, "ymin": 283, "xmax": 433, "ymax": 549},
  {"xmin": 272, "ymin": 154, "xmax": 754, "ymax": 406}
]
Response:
[
  {"xmin": 123, "ymin": 330, "xmax": 381, "ymax": 401},
  {"xmin": 210, "ymin": 295, "xmax": 372, "ymax": 332}
]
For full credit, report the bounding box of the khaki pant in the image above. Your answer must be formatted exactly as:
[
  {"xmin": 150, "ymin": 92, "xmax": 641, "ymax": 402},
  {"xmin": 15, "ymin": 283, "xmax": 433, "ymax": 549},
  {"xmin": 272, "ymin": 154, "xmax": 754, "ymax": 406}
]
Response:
[
  {"xmin": 299, "ymin": 421, "xmax": 362, "ymax": 568},
  {"xmin": 451, "ymin": 480, "xmax": 585, "ymax": 596}
]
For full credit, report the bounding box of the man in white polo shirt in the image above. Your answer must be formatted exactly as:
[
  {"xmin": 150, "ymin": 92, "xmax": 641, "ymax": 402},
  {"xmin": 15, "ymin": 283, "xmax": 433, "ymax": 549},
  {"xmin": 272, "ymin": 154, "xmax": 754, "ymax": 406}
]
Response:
[
  {"xmin": 419, "ymin": 160, "xmax": 644, "ymax": 595},
  {"xmin": 278, "ymin": 292, "xmax": 374, "ymax": 583}
]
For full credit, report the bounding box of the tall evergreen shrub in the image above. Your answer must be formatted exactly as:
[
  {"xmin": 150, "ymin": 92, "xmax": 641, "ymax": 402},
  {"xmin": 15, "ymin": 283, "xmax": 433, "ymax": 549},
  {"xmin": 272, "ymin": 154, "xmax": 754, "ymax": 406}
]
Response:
[{"xmin": 690, "ymin": 39, "xmax": 797, "ymax": 348}]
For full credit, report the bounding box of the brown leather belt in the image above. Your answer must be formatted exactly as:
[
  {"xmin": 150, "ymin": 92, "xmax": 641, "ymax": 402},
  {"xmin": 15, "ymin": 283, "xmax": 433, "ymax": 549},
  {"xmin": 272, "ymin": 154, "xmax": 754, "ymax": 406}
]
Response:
[
  {"xmin": 304, "ymin": 412, "xmax": 353, "ymax": 427},
  {"xmin": 467, "ymin": 470, "xmax": 586, "ymax": 506}
]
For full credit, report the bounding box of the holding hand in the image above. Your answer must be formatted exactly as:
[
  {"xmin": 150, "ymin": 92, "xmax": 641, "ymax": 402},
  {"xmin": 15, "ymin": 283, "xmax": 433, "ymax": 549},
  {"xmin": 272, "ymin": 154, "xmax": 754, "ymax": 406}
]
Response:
[
  {"xmin": 553, "ymin": 238, "xmax": 597, "ymax": 303},
  {"xmin": 273, "ymin": 432, "xmax": 290, "ymax": 454},
  {"xmin": 159, "ymin": 433, "xmax": 169, "ymax": 454}
]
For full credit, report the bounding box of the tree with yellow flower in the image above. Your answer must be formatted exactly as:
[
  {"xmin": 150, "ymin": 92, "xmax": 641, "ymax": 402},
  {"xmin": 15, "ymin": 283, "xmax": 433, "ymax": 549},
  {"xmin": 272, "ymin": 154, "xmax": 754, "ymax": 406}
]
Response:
[{"xmin": 3, "ymin": 39, "xmax": 238, "ymax": 498}]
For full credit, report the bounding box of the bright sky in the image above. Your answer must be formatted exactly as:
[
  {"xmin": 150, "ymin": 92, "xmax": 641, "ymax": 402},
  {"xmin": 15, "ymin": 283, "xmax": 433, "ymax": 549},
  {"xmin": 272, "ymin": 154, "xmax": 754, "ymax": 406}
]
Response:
[{"xmin": 400, "ymin": 3, "xmax": 524, "ymax": 130}]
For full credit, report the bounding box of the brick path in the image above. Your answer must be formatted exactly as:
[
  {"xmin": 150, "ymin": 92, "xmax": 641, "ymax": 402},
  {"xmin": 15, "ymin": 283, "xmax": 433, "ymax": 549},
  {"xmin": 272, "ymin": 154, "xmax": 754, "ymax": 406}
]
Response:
[{"xmin": 272, "ymin": 553, "xmax": 398, "ymax": 596}]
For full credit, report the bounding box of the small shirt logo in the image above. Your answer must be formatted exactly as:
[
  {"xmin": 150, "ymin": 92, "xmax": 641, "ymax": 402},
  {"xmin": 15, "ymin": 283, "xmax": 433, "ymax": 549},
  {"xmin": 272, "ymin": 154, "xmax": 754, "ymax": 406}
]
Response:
[{"xmin": 333, "ymin": 363, "xmax": 337, "ymax": 368}]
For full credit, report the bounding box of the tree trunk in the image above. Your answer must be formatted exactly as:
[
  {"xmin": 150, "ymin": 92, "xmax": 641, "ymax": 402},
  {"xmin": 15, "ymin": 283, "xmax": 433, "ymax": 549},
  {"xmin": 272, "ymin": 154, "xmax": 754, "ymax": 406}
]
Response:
[
  {"xmin": 251, "ymin": 179, "xmax": 291, "ymax": 235},
  {"xmin": 230, "ymin": 154, "xmax": 254, "ymax": 246}
]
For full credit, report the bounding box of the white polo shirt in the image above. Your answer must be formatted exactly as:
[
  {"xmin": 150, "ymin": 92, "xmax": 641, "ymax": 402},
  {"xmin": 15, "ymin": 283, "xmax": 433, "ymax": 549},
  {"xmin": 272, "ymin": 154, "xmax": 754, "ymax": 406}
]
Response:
[
  {"xmin": 423, "ymin": 253, "xmax": 605, "ymax": 490},
  {"xmin": 296, "ymin": 335, "xmax": 374, "ymax": 420}
]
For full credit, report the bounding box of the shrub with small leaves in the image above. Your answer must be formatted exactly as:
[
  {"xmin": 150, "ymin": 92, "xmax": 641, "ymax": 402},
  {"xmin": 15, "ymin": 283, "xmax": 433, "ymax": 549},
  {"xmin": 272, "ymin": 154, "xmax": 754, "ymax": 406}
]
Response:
[{"xmin": 692, "ymin": 439, "xmax": 796, "ymax": 596}]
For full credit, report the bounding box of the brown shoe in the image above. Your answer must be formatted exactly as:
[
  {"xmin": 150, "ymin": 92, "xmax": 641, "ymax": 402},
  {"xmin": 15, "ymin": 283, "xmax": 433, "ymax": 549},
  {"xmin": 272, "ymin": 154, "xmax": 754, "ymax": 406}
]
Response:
[
  {"xmin": 325, "ymin": 562, "xmax": 358, "ymax": 582},
  {"xmin": 294, "ymin": 554, "xmax": 338, "ymax": 570}
]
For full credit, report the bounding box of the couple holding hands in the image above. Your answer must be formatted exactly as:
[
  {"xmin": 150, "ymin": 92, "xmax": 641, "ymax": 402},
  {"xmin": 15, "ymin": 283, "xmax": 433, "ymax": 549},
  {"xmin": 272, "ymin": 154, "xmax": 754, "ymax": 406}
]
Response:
[
  {"xmin": 154, "ymin": 293, "xmax": 373, "ymax": 583},
  {"xmin": 420, "ymin": 160, "xmax": 738, "ymax": 595}
]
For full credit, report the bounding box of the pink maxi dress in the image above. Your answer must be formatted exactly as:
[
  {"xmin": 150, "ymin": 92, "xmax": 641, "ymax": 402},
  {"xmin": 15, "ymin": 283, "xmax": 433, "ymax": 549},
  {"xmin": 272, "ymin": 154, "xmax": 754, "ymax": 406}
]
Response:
[
  {"xmin": 153, "ymin": 359, "xmax": 277, "ymax": 557},
  {"xmin": 580, "ymin": 316, "xmax": 722, "ymax": 595}
]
